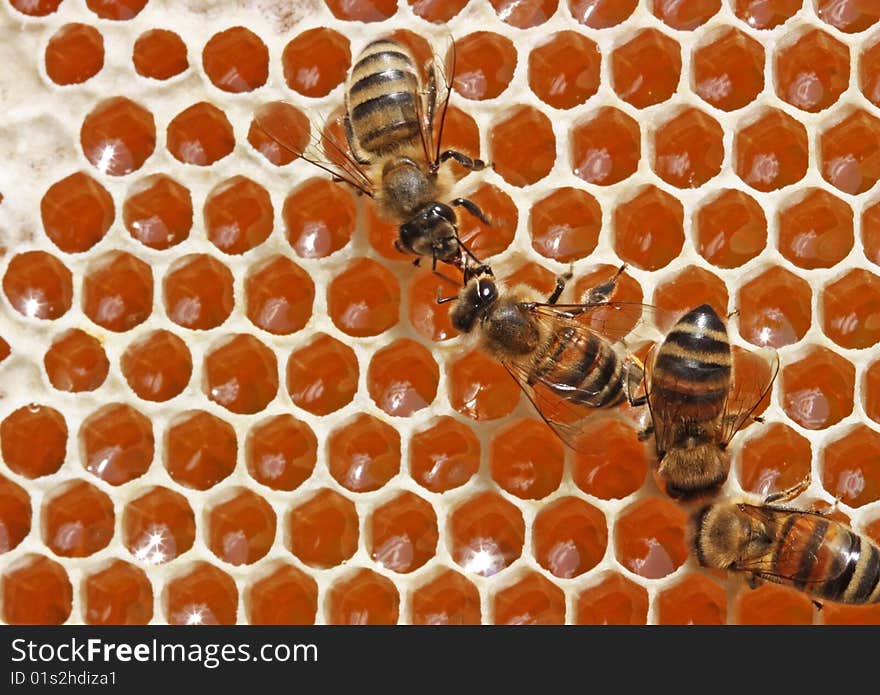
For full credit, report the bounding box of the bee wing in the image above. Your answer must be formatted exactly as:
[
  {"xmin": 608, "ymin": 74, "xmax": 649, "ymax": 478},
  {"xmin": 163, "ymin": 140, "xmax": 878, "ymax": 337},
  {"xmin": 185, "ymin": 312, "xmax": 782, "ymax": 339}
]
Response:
[
  {"xmin": 529, "ymin": 301, "xmax": 663, "ymax": 345},
  {"xmin": 498, "ymin": 304, "xmax": 647, "ymax": 453},
  {"xmin": 718, "ymin": 347, "xmax": 779, "ymax": 447},
  {"xmin": 253, "ymin": 102, "xmax": 375, "ymax": 197},
  {"xmin": 733, "ymin": 505, "xmax": 857, "ymax": 586}
]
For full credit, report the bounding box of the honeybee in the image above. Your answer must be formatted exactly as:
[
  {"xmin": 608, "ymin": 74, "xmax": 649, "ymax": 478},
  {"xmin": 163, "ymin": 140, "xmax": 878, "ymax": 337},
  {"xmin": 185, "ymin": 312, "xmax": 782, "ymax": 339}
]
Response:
[
  {"xmin": 445, "ymin": 264, "xmax": 649, "ymax": 452},
  {"xmin": 254, "ymin": 37, "xmax": 487, "ymax": 270},
  {"xmin": 643, "ymin": 304, "xmax": 777, "ymax": 500},
  {"xmin": 695, "ymin": 483, "xmax": 880, "ymax": 606}
]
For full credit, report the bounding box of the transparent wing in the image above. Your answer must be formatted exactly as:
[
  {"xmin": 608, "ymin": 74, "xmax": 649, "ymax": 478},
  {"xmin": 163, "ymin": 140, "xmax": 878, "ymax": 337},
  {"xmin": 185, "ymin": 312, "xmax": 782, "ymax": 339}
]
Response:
[
  {"xmin": 253, "ymin": 102, "xmax": 374, "ymax": 197},
  {"xmin": 530, "ymin": 301, "xmax": 666, "ymax": 345},
  {"xmin": 718, "ymin": 347, "xmax": 779, "ymax": 447},
  {"xmin": 733, "ymin": 505, "xmax": 855, "ymax": 586}
]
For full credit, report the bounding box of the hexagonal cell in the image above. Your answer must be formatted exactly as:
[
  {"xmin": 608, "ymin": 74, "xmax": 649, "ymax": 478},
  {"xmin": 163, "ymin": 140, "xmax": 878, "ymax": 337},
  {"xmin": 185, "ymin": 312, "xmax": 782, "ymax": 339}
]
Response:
[
  {"xmin": 489, "ymin": 0, "xmax": 556, "ymax": 27},
  {"xmin": 246, "ymin": 563, "xmax": 318, "ymax": 625},
  {"xmin": 287, "ymin": 488, "xmax": 358, "ymax": 569},
  {"xmin": 613, "ymin": 185, "xmax": 684, "ymax": 271},
  {"xmin": 860, "ymin": 39, "xmax": 880, "ymax": 107},
  {"xmin": 653, "ymin": 0, "xmax": 720, "ymax": 30},
  {"xmin": 575, "ymin": 573, "xmax": 649, "ymax": 625},
  {"xmin": 85, "ymin": 0, "xmax": 147, "ymax": 20},
  {"xmin": 80, "ymin": 403, "xmax": 154, "ymax": 486},
  {"xmin": 862, "ymin": 200, "xmax": 880, "ymax": 268},
  {"xmin": 245, "ymin": 255, "xmax": 314, "ymax": 336},
  {"xmin": 450, "ymin": 32, "xmax": 516, "ymax": 101},
  {"xmin": 821, "ymin": 425, "xmax": 880, "ymax": 508},
  {"xmin": 775, "ymin": 29, "xmax": 849, "ymax": 113},
  {"xmin": 735, "ymin": 108, "xmax": 808, "ymax": 192},
  {"xmin": 41, "ymin": 171, "xmax": 114, "ymax": 253},
  {"xmin": 246, "ymin": 415, "xmax": 316, "ymax": 492},
  {"xmin": 695, "ymin": 190, "xmax": 766, "ymax": 269},
  {"xmin": 692, "ymin": 27, "xmax": 764, "ymax": 112},
  {"xmin": 327, "ymin": 414, "xmax": 400, "ymax": 493},
  {"xmin": 533, "ymin": 497, "xmax": 607, "ymax": 579},
  {"xmin": 0, "ymin": 404, "xmax": 67, "ymax": 479},
  {"xmin": 44, "ymin": 329, "xmax": 109, "ymax": 393},
  {"xmin": 10, "ymin": 0, "xmax": 62, "ymax": 16},
  {"xmin": 528, "ymin": 31, "xmax": 600, "ymax": 110},
  {"xmin": 166, "ymin": 102, "xmax": 235, "ymax": 166},
  {"xmin": 505, "ymin": 262, "xmax": 557, "ymax": 296},
  {"xmin": 781, "ymin": 345, "xmax": 855, "ymax": 430},
  {"xmin": 249, "ymin": 101, "xmax": 309, "ymax": 167},
  {"xmin": 369, "ymin": 491, "xmax": 438, "ymax": 574},
  {"xmin": 572, "ymin": 418, "xmax": 648, "ymax": 500},
  {"xmin": 652, "ymin": 107, "xmax": 724, "ymax": 188},
  {"xmin": 455, "ymin": 184, "xmax": 518, "ymax": 260},
  {"xmin": 80, "ymin": 97, "xmax": 155, "ymax": 176},
  {"xmin": 3, "ymin": 251, "xmax": 73, "ymax": 320},
  {"xmin": 133, "ymin": 29, "xmax": 189, "ymax": 80},
  {"xmin": 367, "ymin": 339, "xmax": 439, "ymax": 417},
  {"xmin": 207, "ymin": 488, "xmax": 276, "ymax": 566},
  {"xmin": 41, "ymin": 479, "xmax": 114, "ymax": 557},
  {"xmin": 737, "ymin": 423, "xmax": 812, "ymax": 498},
  {"xmin": 571, "ymin": 107, "xmax": 640, "ymax": 186},
  {"xmin": 407, "ymin": 267, "xmax": 464, "ymax": 342},
  {"xmin": 163, "ymin": 254, "xmax": 234, "ymax": 330},
  {"xmin": 819, "ymin": 603, "xmax": 880, "ymax": 625},
  {"xmin": 324, "ymin": 0, "xmax": 396, "ymax": 21},
  {"xmin": 0, "ymin": 474, "xmax": 32, "ymax": 554},
  {"xmin": 735, "ymin": 583, "xmax": 814, "ymax": 624},
  {"xmin": 652, "ymin": 265, "xmax": 729, "ymax": 333},
  {"xmin": 283, "ymin": 178, "xmax": 356, "ymax": 259},
  {"xmin": 733, "ymin": 0, "xmax": 801, "ymax": 29},
  {"xmin": 490, "ymin": 105, "xmax": 556, "ymax": 187},
  {"xmin": 409, "ymin": 416, "xmax": 480, "ymax": 493},
  {"xmin": 164, "ymin": 410, "xmax": 237, "ymax": 490},
  {"xmin": 657, "ymin": 574, "xmax": 727, "ymax": 625},
  {"xmin": 203, "ymin": 334, "xmax": 278, "ymax": 415},
  {"xmin": 121, "ymin": 330, "xmax": 192, "ymax": 402},
  {"xmin": 281, "ymin": 28, "xmax": 349, "ymax": 98},
  {"xmin": 447, "ymin": 348, "xmax": 521, "ymax": 421},
  {"xmin": 164, "ymin": 561, "xmax": 238, "ymax": 625},
  {"xmin": 493, "ymin": 572, "xmax": 565, "ymax": 625},
  {"xmin": 529, "ymin": 187, "xmax": 601, "ymax": 263},
  {"xmin": 327, "ymin": 258, "xmax": 400, "ymax": 338},
  {"xmin": 82, "ymin": 251, "xmax": 153, "ymax": 332},
  {"xmin": 203, "ymin": 176, "xmax": 273, "ymax": 255},
  {"xmin": 407, "ymin": 0, "xmax": 467, "ymax": 22},
  {"xmin": 614, "ymin": 497, "xmax": 689, "ymax": 579},
  {"xmin": 820, "ymin": 109, "xmax": 880, "ymax": 195},
  {"xmin": 449, "ymin": 491, "xmax": 525, "ymax": 577},
  {"xmin": 571, "ymin": 265, "xmax": 645, "ymax": 331},
  {"xmin": 123, "ymin": 486, "xmax": 195, "ymax": 564},
  {"xmin": 821, "ymin": 269, "xmax": 880, "ymax": 349},
  {"xmin": 611, "ymin": 29, "xmax": 681, "ymax": 109},
  {"xmin": 410, "ymin": 569, "xmax": 481, "ymax": 625},
  {"xmin": 2, "ymin": 555, "xmax": 72, "ymax": 625},
  {"xmin": 123, "ymin": 174, "xmax": 191, "ymax": 250},
  {"xmin": 83, "ymin": 560, "xmax": 153, "ymax": 625},
  {"xmin": 326, "ymin": 568, "xmax": 399, "ymax": 625},
  {"xmin": 286, "ymin": 333, "xmax": 358, "ymax": 416},
  {"xmin": 569, "ymin": 0, "xmax": 637, "ymax": 27},
  {"xmin": 816, "ymin": 0, "xmax": 880, "ymax": 33},
  {"xmin": 202, "ymin": 26, "xmax": 267, "ymax": 93},
  {"xmin": 736, "ymin": 266, "xmax": 812, "ymax": 348},
  {"xmin": 490, "ymin": 418, "xmax": 564, "ymax": 500},
  {"xmin": 778, "ymin": 188, "xmax": 854, "ymax": 270}
]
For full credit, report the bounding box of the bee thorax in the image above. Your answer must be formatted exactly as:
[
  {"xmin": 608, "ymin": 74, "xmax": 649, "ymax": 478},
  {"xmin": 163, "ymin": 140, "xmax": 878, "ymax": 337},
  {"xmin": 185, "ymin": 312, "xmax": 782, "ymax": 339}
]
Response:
[{"xmin": 483, "ymin": 303, "xmax": 541, "ymax": 356}]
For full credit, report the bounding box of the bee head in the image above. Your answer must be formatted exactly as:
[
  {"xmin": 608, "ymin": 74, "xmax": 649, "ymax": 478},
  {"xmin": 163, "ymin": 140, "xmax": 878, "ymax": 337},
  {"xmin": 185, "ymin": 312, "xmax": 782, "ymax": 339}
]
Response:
[
  {"xmin": 450, "ymin": 275, "xmax": 498, "ymax": 333},
  {"xmin": 399, "ymin": 203, "xmax": 459, "ymax": 262}
]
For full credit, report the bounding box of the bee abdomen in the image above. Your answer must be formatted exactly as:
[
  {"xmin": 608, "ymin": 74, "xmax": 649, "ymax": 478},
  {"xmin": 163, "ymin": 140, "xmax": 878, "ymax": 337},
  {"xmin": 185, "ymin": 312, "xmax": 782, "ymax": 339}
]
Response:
[
  {"xmin": 540, "ymin": 335, "xmax": 625, "ymax": 407},
  {"xmin": 348, "ymin": 40, "xmax": 421, "ymax": 155}
]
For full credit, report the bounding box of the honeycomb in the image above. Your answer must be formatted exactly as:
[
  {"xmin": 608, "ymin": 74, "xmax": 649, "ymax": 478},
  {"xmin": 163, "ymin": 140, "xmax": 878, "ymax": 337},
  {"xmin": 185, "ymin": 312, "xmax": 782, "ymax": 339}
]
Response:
[{"xmin": 2, "ymin": 0, "xmax": 880, "ymax": 626}]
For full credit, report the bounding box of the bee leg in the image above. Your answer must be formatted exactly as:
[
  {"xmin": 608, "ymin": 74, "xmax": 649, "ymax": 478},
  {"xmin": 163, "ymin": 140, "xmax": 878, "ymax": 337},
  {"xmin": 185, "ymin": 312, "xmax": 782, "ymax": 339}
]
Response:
[
  {"xmin": 439, "ymin": 150, "xmax": 487, "ymax": 172},
  {"xmin": 746, "ymin": 574, "xmax": 762, "ymax": 590},
  {"xmin": 763, "ymin": 476, "xmax": 812, "ymax": 506},
  {"xmin": 451, "ymin": 197, "xmax": 491, "ymax": 225},
  {"xmin": 812, "ymin": 600, "xmax": 824, "ymax": 611},
  {"xmin": 546, "ymin": 268, "xmax": 573, "ymax": 305},
  {"xmin": 637, "ymin": 424, "xmax": 654, "ymax": 441}
]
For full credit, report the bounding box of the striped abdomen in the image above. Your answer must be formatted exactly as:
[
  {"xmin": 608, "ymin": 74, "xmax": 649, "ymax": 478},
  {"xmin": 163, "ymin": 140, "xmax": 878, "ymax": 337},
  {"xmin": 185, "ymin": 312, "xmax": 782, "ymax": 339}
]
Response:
[
  {"xmin": 532, "ymin": 327, "xmax": 627, "ymax": 408},
  {"xmin": 769, "ymin": 513, "xmax": 880, "ymax": 604},
  {"xmin": 347, "ymin": 40, "xmax": 422, "ymax": 155},
  {"xmin": 651, "ymin": 304, "xmax": 731, "ymax": 420}
]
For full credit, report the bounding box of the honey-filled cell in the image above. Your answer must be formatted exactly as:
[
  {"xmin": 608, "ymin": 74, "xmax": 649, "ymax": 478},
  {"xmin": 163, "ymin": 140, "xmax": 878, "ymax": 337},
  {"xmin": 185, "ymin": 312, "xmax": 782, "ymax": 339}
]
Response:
[{"xmin": 493, "ymin": 572, "xmax": 565, "ymax": 625}]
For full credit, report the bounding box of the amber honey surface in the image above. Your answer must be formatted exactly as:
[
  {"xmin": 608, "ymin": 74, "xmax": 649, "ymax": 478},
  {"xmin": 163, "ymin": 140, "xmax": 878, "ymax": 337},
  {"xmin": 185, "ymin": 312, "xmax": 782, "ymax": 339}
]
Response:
[{"xmin": 2, "ymin": 0, "xmax": 880, "ymax": 625}]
